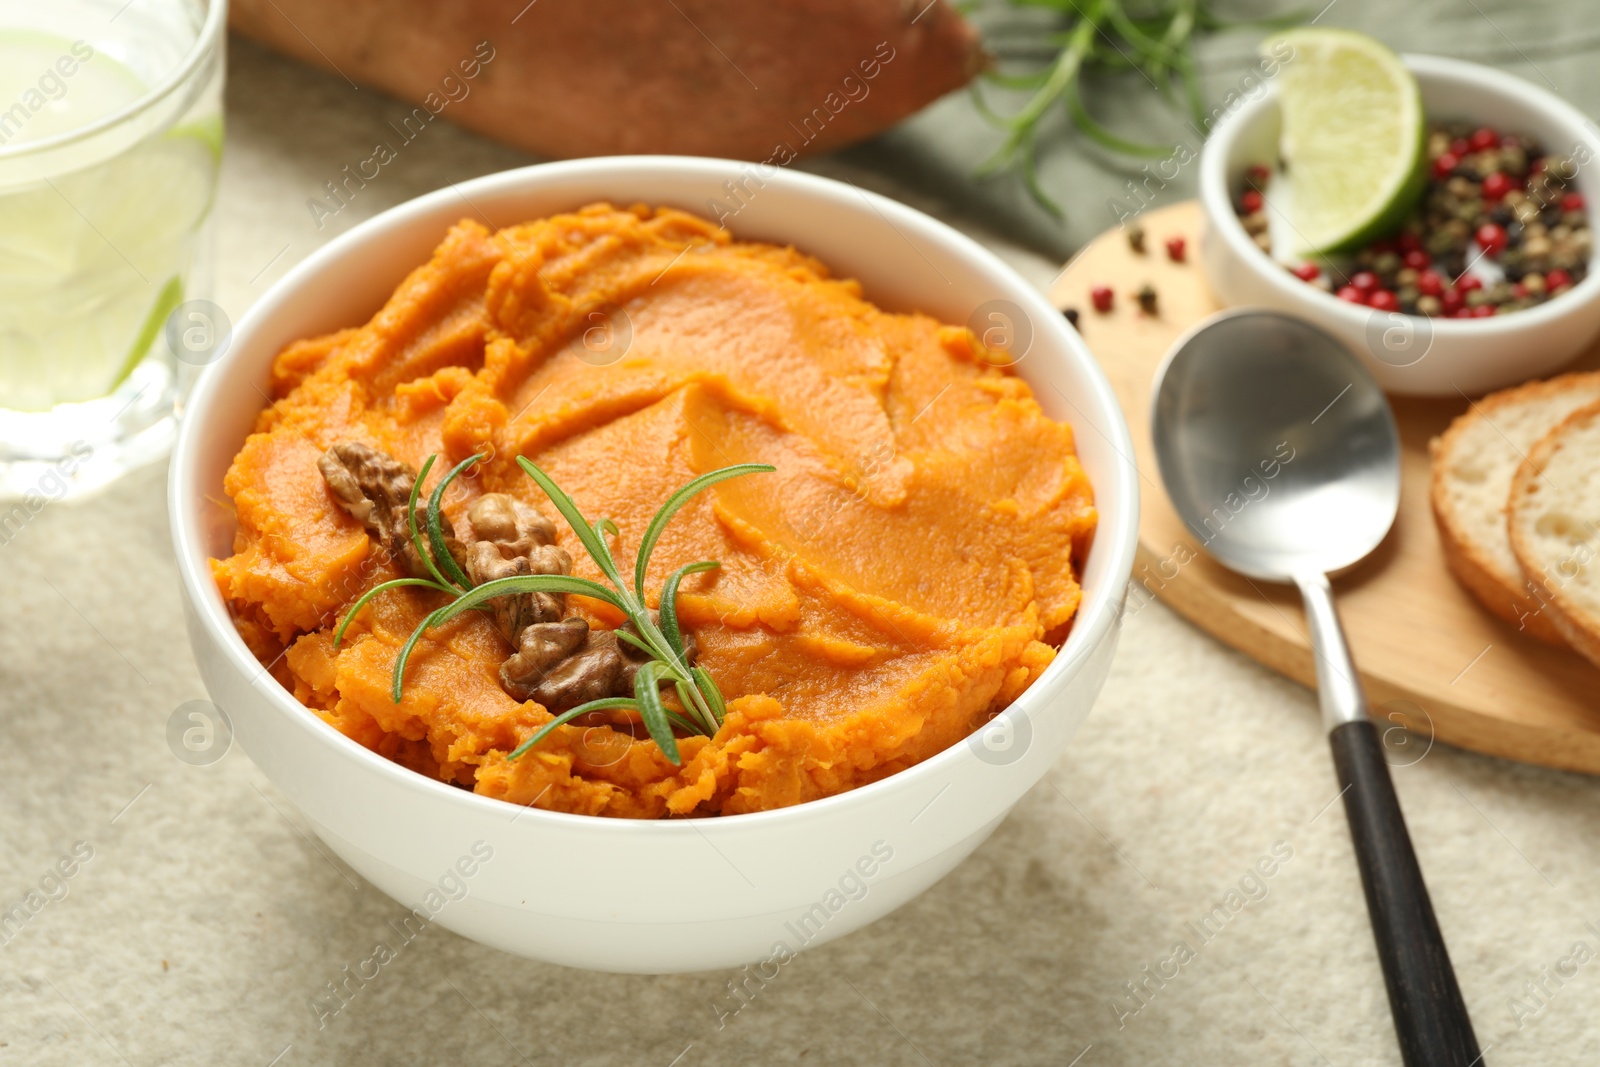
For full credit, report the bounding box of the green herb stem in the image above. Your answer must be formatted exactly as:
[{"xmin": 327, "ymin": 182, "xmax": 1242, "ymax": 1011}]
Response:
[
  {"xmin": 364, "ymin": 453, "xmax": 774, "ymax": 766},
  {"xmin": 977, "ymin": 0, "xmax": 1308, "ymax": 215}
]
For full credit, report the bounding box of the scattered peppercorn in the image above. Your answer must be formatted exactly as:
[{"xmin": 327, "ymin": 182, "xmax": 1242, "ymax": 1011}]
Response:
[
  {"xmin": 1165, "ymin": 236, "xmax": 1186, "ymax": 262},
  {"xmin": 1127, "ymin": 225, "xmax": 1146, "ymax": 254},
  {"xmin": 1136, "ymin": 283, "xmax": 1158, "ymax": 315},
  {"xmin": 1062, "ymin": 306, "xmax": 1080, "ymax": 327},
  {"xmin": 1090, "ymin": 285, "xmax": 1114, "ymax": 313},
  {"xmin": 1236, "ymin": 120, "xmax": 1590, "ymax": 319}
]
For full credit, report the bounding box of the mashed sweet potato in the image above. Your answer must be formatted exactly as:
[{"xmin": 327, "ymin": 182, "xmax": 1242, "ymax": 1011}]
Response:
[{"xmin": 213, "ymin": 203, "xmax": 1096, "ymax": 818}]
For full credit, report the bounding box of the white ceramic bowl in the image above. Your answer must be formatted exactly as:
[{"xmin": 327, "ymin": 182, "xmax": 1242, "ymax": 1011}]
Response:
[
  {"xmin": 169, "ymin": 157, "xmax": 1139, "ymax": 974},
  {"xmin": 1199, "ymin": 53, "xmax": 1600, "ymax": 397}
]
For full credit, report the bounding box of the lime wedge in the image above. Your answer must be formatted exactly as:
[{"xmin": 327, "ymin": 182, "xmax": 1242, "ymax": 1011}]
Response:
[{"xmin": 1263, "ymin": 29, "xmax": 1426, "ymax": 257}]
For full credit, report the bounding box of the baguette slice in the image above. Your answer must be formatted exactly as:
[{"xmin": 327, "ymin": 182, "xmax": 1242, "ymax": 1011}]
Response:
[
  {"xmin": 1509, "ymin": 399, "xmax": 1600, "ymax": 669},
  {"xmin": 1430, "ymin": 371, "xmax": 1600, "ymax": 642}
]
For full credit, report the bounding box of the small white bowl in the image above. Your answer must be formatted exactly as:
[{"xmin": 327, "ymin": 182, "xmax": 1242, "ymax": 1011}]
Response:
[
  {"xmin": 1199, "ymin": 53, "xmax": 1600, "ymax": 397},
  {"xmin": 168, "ymin": 157, "xmax": 1140, "ymax": 973}
]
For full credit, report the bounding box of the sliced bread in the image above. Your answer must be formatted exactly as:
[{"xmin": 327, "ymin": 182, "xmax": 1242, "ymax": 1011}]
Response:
[
  {"xmin": 1508, "ymin": 399, "xmax": 1600, "ymax": 670},
  {"xmin": 1430, "ymin": 371, "xmax": 1600, "ymax": 643}
]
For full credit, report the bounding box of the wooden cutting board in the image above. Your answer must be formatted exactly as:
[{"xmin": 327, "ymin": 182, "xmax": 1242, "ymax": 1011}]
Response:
[{"xmin": 1052, "ymin": 200, "xmax": 1600, "ymax": 774}]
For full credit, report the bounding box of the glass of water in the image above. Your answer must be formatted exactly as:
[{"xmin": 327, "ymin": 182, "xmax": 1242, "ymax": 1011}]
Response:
[{"xmin": 0, "ymin": 0, "xmax": 224, "ymax": 499}]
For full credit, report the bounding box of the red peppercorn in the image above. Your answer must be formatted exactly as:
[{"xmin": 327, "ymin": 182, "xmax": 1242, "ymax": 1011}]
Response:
[
  {"xmin": 1472, "ymin": 304, "xmax": 1497, "ymax": 318},
  {"xmin": 1441, "ymin": 289, "xmax": 1464, "ymax": 314},
  {"xmin": 1292, "ymin": 262, "xmax": 1321, "ymax": 282},
  {"xmin": 1402, "ymin": 249, "xmax": 1430, "ymax": 270},
  {"xmin": 1531, "ymin": 157, "xmax": 1547, "ymax": 175},
  {"xmin": 1432, "ymin": 152, "xmax": 1459, "ymax": 180},
  {"xmin": 1241, "ymin": 190, "xmax": 1264, "ymax": 213},
  {"xmin": 1165, "ymin": 236, "xmax": 1187, "ymax": 262},
  {"xmin": 1398, "ymin": 231, "xmax": 1423, "ymax": 253},
  {"xmin": 1350, "ymin": 270, "xmax": 1380, "ymax": 292},
  {"xmin": 1547, "ymin": 268, "xmax": 1574, "ymax": 290},
  {"xmin": 1417, "ymin": 269, "xmax": 1445, "ymax": 297},
  {"xmin": 1562, "ymin": 192, "xmax": 1587, "ymax": 212},
  {"xmin": 1335, "ymin": 285, "xmax": 1368, "ymax": 305},
  {"xmin": 1482, "ymin": 172, "xmax": 1515, "ymax": 200},
  {"xmin": 1450, "ymin": 137, "xmax": 1471, "ymax": 156},
  {"xmin": 1452, "ymin": 308, "xmax": 1473, "ymax": 319},
  {"xmin": 1469, "ymin": 127, "xmax": 1500, "ymax": 152},
  {"xmin": 1512, "ymin": 283, "xmax": 1528, "ymax": 300},
  {"xmin": 1475, "ymin": 223, "xmax": 1508, "ymax": 256},
  {"xmin": 1456, "ymin": 274, "xmax": 1484, "ymax": 293},
  {"xmin": 1246, "ymin": 163, "xmax": 1272, "ymax": 184},
  {"xmin": 1368, "ymin": 289, "xmax": 1400, "ymax": 312},
  {"xmin": 1090, "ymin": 285, "xmax": 1114, "ymax": 313}
]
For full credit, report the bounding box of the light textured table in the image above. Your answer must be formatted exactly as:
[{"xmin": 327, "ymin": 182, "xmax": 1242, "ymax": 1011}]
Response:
[{"xmin": 5, "ymin": 19, "xmax": 1600, "ymax": 1066}]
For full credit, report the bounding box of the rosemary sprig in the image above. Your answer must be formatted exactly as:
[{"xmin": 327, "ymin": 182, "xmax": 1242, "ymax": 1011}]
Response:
[
  {"xmin": 332, "ymin": 449, "xmax": 773, "ymax": 767},
  {"xmin": 508, "ymin": 457, "xmax": 774, "ymax": 763},
  {"xmin": 976, "ymin": 0, "xmax": 1305, "ymax": 215}
]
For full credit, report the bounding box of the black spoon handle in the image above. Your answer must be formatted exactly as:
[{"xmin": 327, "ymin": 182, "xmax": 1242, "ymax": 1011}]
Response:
[{"xmin": 1329, "ymin": 719, "xmax": 1483, "ymax": 1067}]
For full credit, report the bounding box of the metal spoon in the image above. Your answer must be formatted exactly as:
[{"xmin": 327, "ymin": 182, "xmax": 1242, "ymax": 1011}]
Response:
[{"xmin": 1151, "ymin": 309, "xmax": 1482, "ymax": 1067}]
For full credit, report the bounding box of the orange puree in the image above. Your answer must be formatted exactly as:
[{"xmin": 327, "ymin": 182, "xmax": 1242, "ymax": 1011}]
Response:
[{"xmin": 212, "ymin": 203, "xmax": 1096, "ymax": 818}]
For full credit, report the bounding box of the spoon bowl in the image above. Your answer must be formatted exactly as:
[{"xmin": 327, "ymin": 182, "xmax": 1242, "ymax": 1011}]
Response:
[{"xmin": 1152, "ymin": 309, "xmax": 1401, "ymax": 582}]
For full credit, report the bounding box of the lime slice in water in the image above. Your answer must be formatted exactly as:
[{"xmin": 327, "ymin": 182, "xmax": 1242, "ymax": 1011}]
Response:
[
  {"xmin": 0, "ymin": 120, "xmax": 219, "ymax": 405},
  {"xmin": 1262, "ymin": 29, "xmax": 1426, "ymax": 258}
]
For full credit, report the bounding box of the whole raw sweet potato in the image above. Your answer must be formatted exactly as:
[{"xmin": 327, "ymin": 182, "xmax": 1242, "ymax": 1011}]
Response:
[{"xmin": 230, "ymin": 0, "xmax": 984, "ymax": 160}]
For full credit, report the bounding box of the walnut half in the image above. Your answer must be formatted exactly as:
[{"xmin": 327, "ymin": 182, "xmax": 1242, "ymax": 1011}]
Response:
[
  {"xmin": 318, "ymin": 441, "xmax": 462, "ymax": 577},
  {"xmin": 463, "ymin": 493, "xmax": 572, "ymax": 644},
  {"xmin": 500, "ymin": 609, "xmax": 698, "ymax": 713}
]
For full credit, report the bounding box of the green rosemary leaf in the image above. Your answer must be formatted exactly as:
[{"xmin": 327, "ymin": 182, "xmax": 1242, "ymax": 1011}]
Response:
[
  {"xmin": 1065, "ymin": 83, "xmax": 1173, "ymax": 157},
  {"xmin": 691, "ymin": 665, "xmax": 727, "ymax": 726},
  {"xmin": 392, "ymin": 603, "xmax": 450, "ymax": 703},
  {"xmin": 428, "ymin": 573, "xmax": 627, "ymax": 629},
  {"xmin": 508, "ymin": 696, "xmax": 639, "ymax": 760},
  {"xmin": 658, "ymin": 560, "xmax": 719, "ymax": 662},
  {"xmin": 426, "ymin": 453, "xmax": 485, "ymax": 591},
  {"xmin": 1102, "ymin": 0, "xmax": 1180, "ymax": 65},
  {"xmin": 673, "ymin": 679, "xmax": 713, "ymax": 736},
  {"xmin": 665, "ymin": 707, "xmax": 703, "ymax": 736},
  {"xmin": 406, "ymin": 455, "xmax": 465, "ymax": 593},
  {"xmin": 633, "ymin": 661, "xmax": 681, "ymax": 765},
  {"xmin": 614, "ymin": 626, "xmax": 667, "ymax": 664},
  {"xmin": 515, "ymin": 456, "xmax": 623, "ymax": 589},
  {"xmin": 981, "ymin": 69, "xmax": 1054, "ymax": 92},
  {"xmin": 632, "ymin": 464, "xmax": 774, "ymax": 601},
  {"xmin": 334, "ymin": 577, "xmax": 458, "ymax": 649},
  {"xmin": 590, "ymin": 517, "xmax": 624, "ymax": 588}
]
